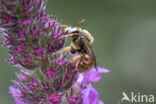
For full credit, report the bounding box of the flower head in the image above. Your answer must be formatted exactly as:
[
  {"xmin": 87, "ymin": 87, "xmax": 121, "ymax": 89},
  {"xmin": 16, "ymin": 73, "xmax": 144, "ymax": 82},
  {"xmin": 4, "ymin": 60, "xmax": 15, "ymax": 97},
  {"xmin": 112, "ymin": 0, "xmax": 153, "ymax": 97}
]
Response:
[{"xmin": 0, "ymin": 0, "xmax": 110, "ymax": 104}]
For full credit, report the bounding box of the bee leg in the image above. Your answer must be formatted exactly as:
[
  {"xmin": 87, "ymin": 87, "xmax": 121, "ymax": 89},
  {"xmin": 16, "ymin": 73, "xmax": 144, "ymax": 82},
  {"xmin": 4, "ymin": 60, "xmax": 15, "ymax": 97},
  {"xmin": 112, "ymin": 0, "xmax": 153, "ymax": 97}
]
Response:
[
  {"xmin": 60, "ymin": 25, "xmax": 71, "ymax": 28},
  {"xmin": 67, "ymin": 54, "xmax": 81, "ymax": 71},
  {"xmin": 69, "ymin": 54, "xmax": 81, "ymax": 64},
  {"xmin": 51, "ymin": 46, "xmax": 71, "ymax": 56},
  {"xmin": 75, "ymin": 60, "xmax": 80, "ymax": 72}
]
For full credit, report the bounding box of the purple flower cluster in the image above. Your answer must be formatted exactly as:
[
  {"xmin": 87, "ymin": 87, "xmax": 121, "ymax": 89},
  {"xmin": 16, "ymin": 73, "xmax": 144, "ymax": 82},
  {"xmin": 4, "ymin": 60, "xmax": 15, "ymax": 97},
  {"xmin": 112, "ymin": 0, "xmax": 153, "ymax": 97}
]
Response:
[{"xmin": 0, "ymin": 0, "xmax": 110, "ymax": 104}]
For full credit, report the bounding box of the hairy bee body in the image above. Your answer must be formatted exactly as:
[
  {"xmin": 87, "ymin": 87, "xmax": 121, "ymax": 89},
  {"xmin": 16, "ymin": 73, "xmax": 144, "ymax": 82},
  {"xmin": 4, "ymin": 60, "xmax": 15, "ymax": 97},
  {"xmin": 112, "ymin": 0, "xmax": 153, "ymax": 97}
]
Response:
[
  {"xmin": 70, "ymin": 31, "xmax": 90, "ymax": 53},
  {"xmin": 54, "ymin": 20, "xmax": 97, "ymax": 72},
  {"xmin": 76, "ymin": 54, "xmax": 93, "ymax": 72}
]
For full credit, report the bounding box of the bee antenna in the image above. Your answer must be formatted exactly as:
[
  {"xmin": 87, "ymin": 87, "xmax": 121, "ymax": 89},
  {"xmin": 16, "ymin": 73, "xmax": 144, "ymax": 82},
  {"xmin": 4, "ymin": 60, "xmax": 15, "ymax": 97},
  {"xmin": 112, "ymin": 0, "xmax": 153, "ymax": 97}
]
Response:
[{"xmin": 73, "ymin": 19, "xmax": 86, "ymax": 27}]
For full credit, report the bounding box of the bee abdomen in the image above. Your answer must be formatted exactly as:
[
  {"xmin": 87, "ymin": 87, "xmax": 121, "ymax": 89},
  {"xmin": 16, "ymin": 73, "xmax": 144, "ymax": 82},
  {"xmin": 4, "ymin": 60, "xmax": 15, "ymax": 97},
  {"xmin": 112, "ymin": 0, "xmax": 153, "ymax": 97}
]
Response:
[{"xmin": 77, "ymin": 54, "xmax": 93, "ymax": 72}]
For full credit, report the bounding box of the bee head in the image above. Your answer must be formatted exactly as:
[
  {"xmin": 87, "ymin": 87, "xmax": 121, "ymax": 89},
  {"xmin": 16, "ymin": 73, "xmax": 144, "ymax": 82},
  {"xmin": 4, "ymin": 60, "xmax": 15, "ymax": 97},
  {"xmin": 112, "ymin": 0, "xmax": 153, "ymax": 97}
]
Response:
[
  {"xmin": 64, "ymin": 19, "xmax": 85, "ymax": 34},
  {"xmin": 64, "ymin": 27, "xmax": 80, "ymax": 34}
]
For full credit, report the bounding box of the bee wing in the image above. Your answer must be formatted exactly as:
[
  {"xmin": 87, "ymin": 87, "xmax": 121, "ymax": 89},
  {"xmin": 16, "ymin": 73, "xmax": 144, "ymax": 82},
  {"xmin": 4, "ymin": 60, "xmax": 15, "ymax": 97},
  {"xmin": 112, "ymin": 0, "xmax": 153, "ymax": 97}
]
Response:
[
  {"xmin": 73, "ymin": 19, "xmax": 86, "ymax": 27},
  {"xmin": 81, "ymin": 37, "xmax": 98, "ymax": 71}
]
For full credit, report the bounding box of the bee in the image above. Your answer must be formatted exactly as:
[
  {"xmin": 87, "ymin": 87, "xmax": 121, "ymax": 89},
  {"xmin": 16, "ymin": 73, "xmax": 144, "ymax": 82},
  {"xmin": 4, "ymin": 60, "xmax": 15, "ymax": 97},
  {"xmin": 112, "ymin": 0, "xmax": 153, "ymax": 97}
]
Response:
[{"xmin": 53, "ymin": 19, "xmax": 98, "ymax": 72}]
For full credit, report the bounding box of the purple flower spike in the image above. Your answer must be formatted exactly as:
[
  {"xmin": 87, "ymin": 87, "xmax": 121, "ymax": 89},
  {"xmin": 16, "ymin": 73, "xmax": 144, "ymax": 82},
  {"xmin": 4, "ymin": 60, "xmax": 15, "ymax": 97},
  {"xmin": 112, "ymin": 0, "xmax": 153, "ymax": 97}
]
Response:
[{"xmin": 0, "ymin": 0, "xmax": 109, "ymax": 104}]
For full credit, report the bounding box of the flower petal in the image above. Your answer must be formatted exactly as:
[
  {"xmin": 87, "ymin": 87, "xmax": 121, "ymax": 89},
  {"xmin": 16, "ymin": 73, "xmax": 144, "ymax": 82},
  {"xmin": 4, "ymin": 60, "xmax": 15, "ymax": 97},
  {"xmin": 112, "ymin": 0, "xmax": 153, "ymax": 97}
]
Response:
[
  {"xmin": 14, "ymin": 98, "xmax": 27, "ymax": 104},
  {"xmin": 98, "ymin": 100, "xmax": 104, "ymax": 104},
  {"xmin": 9, "ymin": 86, "xmax": 27, "ymax": 104},
  {"xmin": 98, "ymin": 67, "xmax": 110, "ymax": 74},
  {"xmin": 81, "ymin": 84, "xmax": 99, "ymax": 104},
  {"xmin": 9, "ymin": 86, "xmax": 20, "ymax": 97},
  {"xmin": 83, "ymin": 67, "xmax": 110, "ymax": 84}
]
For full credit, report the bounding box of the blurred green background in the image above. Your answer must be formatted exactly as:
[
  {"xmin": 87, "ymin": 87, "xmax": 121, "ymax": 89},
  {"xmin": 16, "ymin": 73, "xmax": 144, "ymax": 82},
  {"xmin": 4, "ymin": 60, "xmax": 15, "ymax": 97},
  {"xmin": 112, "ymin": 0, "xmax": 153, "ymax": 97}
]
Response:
[{"xmin": 0, "ymin": 0, "xmax": 156, "ymax": 104}]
